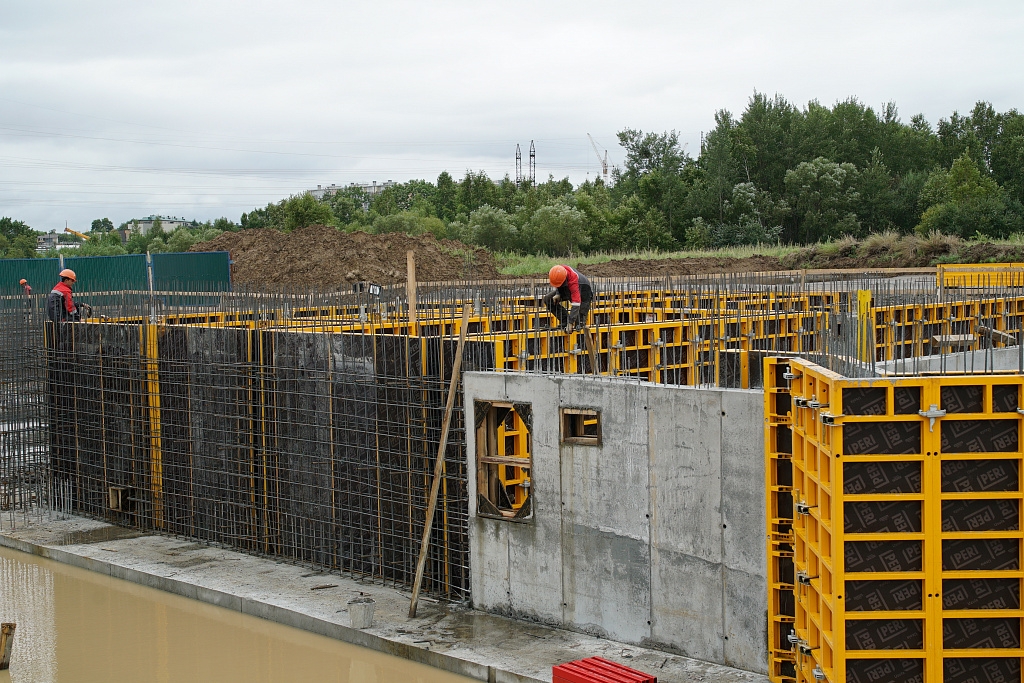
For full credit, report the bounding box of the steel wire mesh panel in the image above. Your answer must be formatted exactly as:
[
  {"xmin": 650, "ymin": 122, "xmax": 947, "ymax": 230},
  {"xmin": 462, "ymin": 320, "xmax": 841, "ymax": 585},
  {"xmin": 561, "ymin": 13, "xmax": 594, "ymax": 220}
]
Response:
[
  {"xmin": 0, "ymin": 291, "xmax": 48, "ymax": 528},
  {"xmin": 45, "ymin": 318, "xmax": 470, "ymax": 599}
]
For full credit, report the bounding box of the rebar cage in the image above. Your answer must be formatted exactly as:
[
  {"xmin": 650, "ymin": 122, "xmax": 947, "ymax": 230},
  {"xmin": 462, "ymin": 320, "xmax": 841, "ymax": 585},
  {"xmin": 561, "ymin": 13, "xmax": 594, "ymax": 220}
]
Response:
[{"xmin": 3, "ymin": 266, "xmax": 1024, "ymax": 604}]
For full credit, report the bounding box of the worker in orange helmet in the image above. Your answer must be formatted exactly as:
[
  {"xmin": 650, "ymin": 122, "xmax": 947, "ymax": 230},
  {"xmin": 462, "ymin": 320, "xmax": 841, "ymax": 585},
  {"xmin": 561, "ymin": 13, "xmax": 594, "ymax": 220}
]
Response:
[
  {"xmin": 19, "ymin": 278, "xmax": 31, "ymax": 296},
  {"xmin": 47, "ymin": 269, "xmax": 91, "ymax": 323},
  {"xmin": 544, "ymin": 264, "xmax": 594, "ymax": 333}
]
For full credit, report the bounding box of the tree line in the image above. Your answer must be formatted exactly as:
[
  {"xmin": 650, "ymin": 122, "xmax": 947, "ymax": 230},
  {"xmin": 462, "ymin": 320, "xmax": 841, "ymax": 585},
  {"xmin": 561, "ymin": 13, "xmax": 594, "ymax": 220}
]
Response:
[
  {"xmin": 238, "ymin": 96, "xmax": 1024, "ymax": 254},
  {"xmin": 5, "ymin": 94, "xmax": 1024, "ymax": 259}
]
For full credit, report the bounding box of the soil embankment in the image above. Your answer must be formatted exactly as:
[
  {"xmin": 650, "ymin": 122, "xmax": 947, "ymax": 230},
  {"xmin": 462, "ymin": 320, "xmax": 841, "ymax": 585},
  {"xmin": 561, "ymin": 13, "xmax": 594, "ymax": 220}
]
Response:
[
  {"xmin": 190, "ymin": 224, "xmax": 500, "ymax": 286},
  {"xmin": 194, "ymin": 227, "xmax": 1024, "ymax": 284}
]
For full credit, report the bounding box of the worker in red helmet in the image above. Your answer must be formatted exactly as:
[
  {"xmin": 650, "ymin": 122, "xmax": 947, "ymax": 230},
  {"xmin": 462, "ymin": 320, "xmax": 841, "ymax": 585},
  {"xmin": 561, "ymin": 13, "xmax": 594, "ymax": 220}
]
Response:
[
  {"xmin": 544, "ymin": 264, "xmax": 594, "ymax": 332},
  {"xmin": 19, "ymin": 278, "xmax": 31, "ymax": 296},
  {"xmin": 47, "ymin": 268, "xmax": 91, "ymax": 323}
]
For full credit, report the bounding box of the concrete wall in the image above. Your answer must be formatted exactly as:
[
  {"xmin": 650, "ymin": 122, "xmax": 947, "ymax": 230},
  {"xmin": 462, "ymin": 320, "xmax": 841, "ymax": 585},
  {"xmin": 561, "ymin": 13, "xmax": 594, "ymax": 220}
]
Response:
[
  {"xmin": 465, "ymin": 372, "xmax": 767, "ymax": 674},
  {"xmin": 877, "ymin": 345, "xmax": 1023, "ymax": 375}
]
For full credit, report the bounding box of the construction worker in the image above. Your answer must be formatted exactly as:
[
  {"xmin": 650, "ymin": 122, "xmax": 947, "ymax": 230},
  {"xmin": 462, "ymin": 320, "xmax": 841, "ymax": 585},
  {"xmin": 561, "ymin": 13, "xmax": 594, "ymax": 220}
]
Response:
[
  {"xmin": 19, "ymin": 278, "xmax": 31, "ymax": 296},
  {"xmin": 47, "ymin": 269, "xmax": 91, "ymax": 323},
  {"xmin": 544, "ymin": 264, "xmax": 594, "ymax": 332}
]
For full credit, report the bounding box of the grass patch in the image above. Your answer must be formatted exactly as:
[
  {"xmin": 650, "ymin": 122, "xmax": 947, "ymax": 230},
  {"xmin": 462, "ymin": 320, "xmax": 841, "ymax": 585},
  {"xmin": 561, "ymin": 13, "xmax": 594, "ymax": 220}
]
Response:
[
  {"xmin": 497, "ymin": 243, "xmax": 802, "ymax": 275},
  {"xmin": 496, "ymin": 233, "xmax": 1024, "ymax": 276}
]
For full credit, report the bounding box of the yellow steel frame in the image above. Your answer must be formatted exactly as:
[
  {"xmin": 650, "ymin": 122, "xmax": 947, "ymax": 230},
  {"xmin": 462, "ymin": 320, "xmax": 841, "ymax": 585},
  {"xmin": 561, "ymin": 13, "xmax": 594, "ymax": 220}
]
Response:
[
  {"xmin": 765, "ymin": 357, "xmax": 797, "ymax": 682},
  {"xmin": 774, "ymin": 357, "xmax": 1024, "ymax": 682}
]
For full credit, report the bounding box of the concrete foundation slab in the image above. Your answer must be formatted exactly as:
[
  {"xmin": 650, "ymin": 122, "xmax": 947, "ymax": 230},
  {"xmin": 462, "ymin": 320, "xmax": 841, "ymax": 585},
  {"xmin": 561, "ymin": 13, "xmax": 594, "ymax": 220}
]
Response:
[{"xmin": 0, "ymin": 515, "xmax": 765, "ymax": 683}]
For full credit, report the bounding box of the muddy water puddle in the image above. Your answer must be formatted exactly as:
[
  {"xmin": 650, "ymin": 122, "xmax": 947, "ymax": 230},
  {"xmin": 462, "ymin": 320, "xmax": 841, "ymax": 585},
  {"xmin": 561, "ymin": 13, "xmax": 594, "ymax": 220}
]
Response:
[{"xmin": 0, "ymin": 546, "xmax": 472, "ymax": 683}]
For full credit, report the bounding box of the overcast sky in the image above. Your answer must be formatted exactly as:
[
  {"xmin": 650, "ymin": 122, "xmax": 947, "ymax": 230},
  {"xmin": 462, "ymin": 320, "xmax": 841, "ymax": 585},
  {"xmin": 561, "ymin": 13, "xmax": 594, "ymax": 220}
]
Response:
[{"xmin": 1, "ymin": 0, "xmax": 1021, "ymax": 231}]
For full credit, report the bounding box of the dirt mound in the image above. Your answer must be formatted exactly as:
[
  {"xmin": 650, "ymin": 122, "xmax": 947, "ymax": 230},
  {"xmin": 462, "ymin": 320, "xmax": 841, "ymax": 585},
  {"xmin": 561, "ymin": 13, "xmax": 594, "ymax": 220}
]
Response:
[
  {"xmin": 191, "ymin": 225, "xmax": 500, "ymax": 286},
  {"xmin": 581, "ymin": 255, "xmax": 786, "ymax": 277}
]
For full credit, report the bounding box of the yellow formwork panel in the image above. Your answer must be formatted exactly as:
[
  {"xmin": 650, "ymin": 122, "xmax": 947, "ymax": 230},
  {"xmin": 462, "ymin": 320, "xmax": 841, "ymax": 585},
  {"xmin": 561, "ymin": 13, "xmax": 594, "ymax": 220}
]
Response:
[
  {"xmin": 940, "ymin": 263, "xmax": 1024, "ymax": 289},
  {"xmin": 766, "ymin": 357, "xmax": 798, "ymax": 683},
  {"xmin": 777, "ymin": 357, "xmax": 1024, "ymax": 683},
  {"xmin": 495, "ymin": 407, "xmax": 531, "ymax": 509}
]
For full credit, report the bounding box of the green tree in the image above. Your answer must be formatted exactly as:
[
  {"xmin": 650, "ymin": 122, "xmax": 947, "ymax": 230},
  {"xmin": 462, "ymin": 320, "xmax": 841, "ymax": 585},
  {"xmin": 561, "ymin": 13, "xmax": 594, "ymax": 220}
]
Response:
[
  {"xmin": 614, "ymin": 129, "xmax": 691, "ymax": 239},
  {"xmin": 916, "ymin": 152, "xmax": 1024, "ymax": 238},
  {"xmin": 616, "ymin": 198, "xmax": 677, "ymax": 251},
  {"xmin": 90, "ymin": 218, "xmax": 114, "ymax": 233},
  {"xmin": 322, "ymin": 188, "xmax": 368, "ymax": 227},
  {"xmin": 856, "ymin": 149, "xmax": 898, "ymax": 233},
  {"xmin": 371, "ymin": 211, "xmax": 445, "ymax": 237},
  {"xmin": 0, "ymin": 217, "xmax": 35, "ymax": 241},
  {"xmin": 435, "ymin": 171, "xmax": 458, "ymax": 222},
  {"xmin": 0, "ymin": 234, "xmax": 39, "ymax": 258},
  {"xmin": 75, "ymin": 231, "xmax": 127, "ymax": 256},
  {"xmin": 283, "ymin": 193, "xmax": 335, "ymax": 231},
  {"xmin": 212, "ymin": 217, "xmax": 239, "ymax": 232},
  {"xmin": 784, "ymin": 157, "xmax": 861, "ymax": 242},
  {"xmin": 519, "ymin": 200, "xmax": 589, "ymax": 256},
  {"xmin": 467, "ymin": 205, "xmax": 516, "ymax": 251}
]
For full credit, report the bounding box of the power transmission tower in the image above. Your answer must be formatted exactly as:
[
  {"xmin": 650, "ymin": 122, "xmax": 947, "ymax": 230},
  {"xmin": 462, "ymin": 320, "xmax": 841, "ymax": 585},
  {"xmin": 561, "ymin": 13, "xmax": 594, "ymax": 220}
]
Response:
[
  {"xmin": 529, "ymin": 140, "xmax": 536, "ymax": 187},
  {"xmin": 515, "ymin": 144, "xmax": 522, "ymax": 187}
]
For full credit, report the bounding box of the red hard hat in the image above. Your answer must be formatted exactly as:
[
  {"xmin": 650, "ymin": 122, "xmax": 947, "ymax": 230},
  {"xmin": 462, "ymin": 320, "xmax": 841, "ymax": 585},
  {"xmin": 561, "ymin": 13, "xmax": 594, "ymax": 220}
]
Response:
[
  {"xmin": 59, "ymin": 269, "xmax": 77, "ymax": 282},
  {"xmin": 549, "ymin": 265, "xmax": 568, "ymax": 287},
  {"xmin": 19, "ymin": 279, "xmax": 27, "ymax": 285}
]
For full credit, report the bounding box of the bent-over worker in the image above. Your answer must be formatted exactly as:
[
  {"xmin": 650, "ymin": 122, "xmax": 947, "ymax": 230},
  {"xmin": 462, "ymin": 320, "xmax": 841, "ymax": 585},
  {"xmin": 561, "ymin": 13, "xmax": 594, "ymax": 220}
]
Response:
[
  {"xmin": 47, "ymin": 269, "xmax": 91, "ymax": 323},
  {"xmin": 544, "ymin": 264, "xmax": 594, "ymax": 332}
]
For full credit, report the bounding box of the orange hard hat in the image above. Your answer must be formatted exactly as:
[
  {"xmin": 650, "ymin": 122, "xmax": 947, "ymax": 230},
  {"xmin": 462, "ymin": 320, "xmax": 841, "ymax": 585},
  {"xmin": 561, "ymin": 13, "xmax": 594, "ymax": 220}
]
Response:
[
  {"xmin": 548, "ymin": 265, "xmax": 567, "ymax": 287},
  {"xmin": 19, "ymin": 279, "xmax": 27, "ymax": 285},
  {"xmin": 59, "ymin": 269, "xmax": 77, "ymax": 282}
]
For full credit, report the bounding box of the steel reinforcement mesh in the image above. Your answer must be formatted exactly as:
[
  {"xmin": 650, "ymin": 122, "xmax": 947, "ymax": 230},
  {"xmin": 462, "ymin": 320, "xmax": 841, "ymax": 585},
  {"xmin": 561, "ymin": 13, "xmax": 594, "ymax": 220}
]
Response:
[
  {"xmin": 5, "ymin": 268, "xmax": 1024, "ymax": 604},
  {"xmin": 45, "ymin": 319, "xmax": 472, "ymax": 600}
]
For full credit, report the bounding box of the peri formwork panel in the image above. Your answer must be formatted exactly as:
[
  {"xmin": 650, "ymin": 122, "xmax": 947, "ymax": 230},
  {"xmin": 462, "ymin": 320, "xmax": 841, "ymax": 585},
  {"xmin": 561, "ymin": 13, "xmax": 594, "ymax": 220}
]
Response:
[
  {"xmin": 766, "ymin": 356, "xmax": 797, "ymax": 683},
  {"xmin": 771, "ymin": 357, "xmax": 1024, "ymax": 683}
]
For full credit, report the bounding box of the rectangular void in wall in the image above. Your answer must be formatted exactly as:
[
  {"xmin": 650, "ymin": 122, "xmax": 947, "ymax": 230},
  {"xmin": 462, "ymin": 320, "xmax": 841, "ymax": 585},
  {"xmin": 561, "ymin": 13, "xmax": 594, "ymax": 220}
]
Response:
[
  {"xmin": 560, "ymin": 408, "xmax": 601, "ymax": 446},
  {"xmin": 474, "ymin": 400, "xmax": 533, "ymax": 521}
]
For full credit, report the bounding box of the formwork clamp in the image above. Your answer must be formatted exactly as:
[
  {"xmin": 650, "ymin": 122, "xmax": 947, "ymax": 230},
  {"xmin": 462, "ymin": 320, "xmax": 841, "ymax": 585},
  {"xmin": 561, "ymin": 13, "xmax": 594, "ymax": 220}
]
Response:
[
  {"xmin": 807, "ymin": 398, "xmax": 828, "ymax": 409},
  {"xmin": 795, "ymin": 570, "xmax": 818, "ymax": 585},
  {"xmin": 918, "ymin": 404, "xmax": 946, "ymax": 432},
  {"xmin": 820, "ymin": 412, "xmax": 842, "ymax": 426},
  {"xmin": 795, "ymin": 501, "xmax": 817, "ymax": 515},
  {"xmin": 794, "ymin": 396, "xmax": 809, "ymax": 408},
  {"xmin": 782, "ymin": 371, "xmax": 802, "ymax": 381}
]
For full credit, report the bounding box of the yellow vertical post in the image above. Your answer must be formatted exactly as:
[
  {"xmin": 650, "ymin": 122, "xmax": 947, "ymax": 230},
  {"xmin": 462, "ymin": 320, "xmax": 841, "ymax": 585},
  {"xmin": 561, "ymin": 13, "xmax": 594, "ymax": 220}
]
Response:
[
  {"xmin": 856, "ymin": 289, "xmax": 873, "ymax": 363},
  {"xmin": 406, "ymin": 250, "xmax": 418, "ymax": 335},
  {"xmin": 144, "ymin": 322, "xmax": 164, "ymax": 529}
]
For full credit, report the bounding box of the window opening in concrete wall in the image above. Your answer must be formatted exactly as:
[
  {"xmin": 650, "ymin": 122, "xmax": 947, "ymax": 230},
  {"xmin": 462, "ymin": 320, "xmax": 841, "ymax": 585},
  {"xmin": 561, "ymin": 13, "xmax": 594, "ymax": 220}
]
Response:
[
  {"xmin": 475, "ymin": 401, "xmax": 533, "ymax": 520},
  {"xmin": 561, "ymin": 408, "xmax": 601, "ymax": 446}
]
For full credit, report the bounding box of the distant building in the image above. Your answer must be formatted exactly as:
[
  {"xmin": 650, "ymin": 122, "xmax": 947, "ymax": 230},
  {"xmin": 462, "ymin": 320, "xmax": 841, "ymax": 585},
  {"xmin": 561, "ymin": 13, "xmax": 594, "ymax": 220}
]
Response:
[
  {"xmin": 126, "ymin": 215, "xmax": 191, "ymax": 235},
  {"xmin": 36, "ymin": 233, "xmax": 60, "ymax": 251},
  {"xmin": 35, "ymin": 233, "xmax": 81, "ymax": 253},
  {"xmin": 309, "ymin": 181, "xmax": 396, "ymax": 201}
]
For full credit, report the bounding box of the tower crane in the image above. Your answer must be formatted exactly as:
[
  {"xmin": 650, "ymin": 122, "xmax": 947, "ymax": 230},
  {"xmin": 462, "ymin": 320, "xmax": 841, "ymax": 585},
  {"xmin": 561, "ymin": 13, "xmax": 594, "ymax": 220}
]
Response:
[
  {"xmin": 64, "ymin": 227, "xmax": 91, "ymax": 241},
  {"xmin": 587, "ymin": 133, "xmax": 608, "ymax": 182}
]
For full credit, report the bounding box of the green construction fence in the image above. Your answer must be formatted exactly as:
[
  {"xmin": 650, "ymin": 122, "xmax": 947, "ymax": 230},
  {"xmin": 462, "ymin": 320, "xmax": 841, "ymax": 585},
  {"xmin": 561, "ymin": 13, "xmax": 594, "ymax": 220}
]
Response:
[{"xmin": 0, "ymin": 251, "xmax": 231, "ymax": 296}]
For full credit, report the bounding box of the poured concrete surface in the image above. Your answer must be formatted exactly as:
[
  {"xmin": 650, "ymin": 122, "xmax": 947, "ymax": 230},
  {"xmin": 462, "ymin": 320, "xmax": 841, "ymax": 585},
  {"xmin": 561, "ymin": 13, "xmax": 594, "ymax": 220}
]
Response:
[{"xmin": 0, "ymin": 515, "xmax": 766, "ymax": 683}]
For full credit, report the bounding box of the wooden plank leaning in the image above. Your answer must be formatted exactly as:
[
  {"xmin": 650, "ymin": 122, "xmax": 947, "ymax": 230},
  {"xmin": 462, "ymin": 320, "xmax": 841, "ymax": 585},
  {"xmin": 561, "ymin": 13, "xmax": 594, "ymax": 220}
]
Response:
[{"xmin": 408, "ymin": 305, "xmax": 471, "ymax": 618}]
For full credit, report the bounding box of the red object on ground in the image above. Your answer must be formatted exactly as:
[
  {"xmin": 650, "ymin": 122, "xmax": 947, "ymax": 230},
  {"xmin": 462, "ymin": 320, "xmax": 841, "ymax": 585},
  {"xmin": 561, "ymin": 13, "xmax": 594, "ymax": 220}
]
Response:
[{"xmin": 552, "ymin": 657, "xmax": 657, "ymax": 683}]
